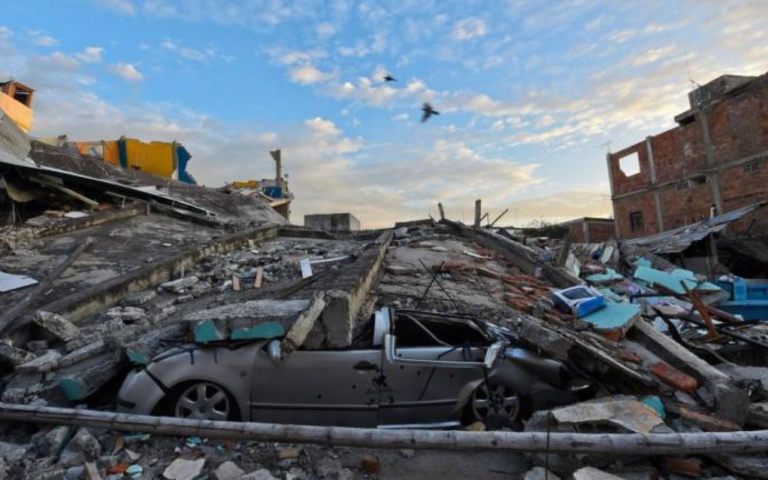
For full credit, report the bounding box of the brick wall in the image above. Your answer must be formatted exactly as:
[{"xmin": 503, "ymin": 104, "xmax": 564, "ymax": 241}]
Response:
[
  {"xmin": 586, "ymin": 221, "xmax": 616, "ymax": 243},
  {"xmin": 563, "ymin": 219, "xmax": 615, "ymax": 243},
  {"xmin": 609, "ymin": 72, "xmax": 768, "ymax": 239}
]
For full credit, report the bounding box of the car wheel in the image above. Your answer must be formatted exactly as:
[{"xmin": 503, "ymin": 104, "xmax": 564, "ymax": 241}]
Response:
[
  {"xmin": 466, "ymin": 382, "xmax": 521, "ymax": 429},
  {"xmin": 168, "ymin": 382, "xmax": 239, "ymax": 421}
]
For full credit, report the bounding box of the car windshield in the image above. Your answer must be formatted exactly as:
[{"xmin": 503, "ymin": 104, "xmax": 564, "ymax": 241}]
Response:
[{"xmin": 392, "ymin": 310, "xmax": 490, "ymax": 347}]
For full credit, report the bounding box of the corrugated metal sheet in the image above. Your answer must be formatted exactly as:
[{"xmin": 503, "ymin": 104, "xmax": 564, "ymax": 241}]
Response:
[
  {"xmin": 623, "ymin": 202, "xmax": 767, "ymax": 254},
  {"xmin": 0, "ymin": 112, "xmax": 35, "ymax": 168}
]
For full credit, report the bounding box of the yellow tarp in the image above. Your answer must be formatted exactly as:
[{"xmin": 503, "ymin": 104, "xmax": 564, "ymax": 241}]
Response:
[
  {"xmin": 0, "ymin": 91, "xmax": 33, "ymax": 133},
  {"xmin": 123, "ymin": 139, "xmax": 175, "ymax": 178}
]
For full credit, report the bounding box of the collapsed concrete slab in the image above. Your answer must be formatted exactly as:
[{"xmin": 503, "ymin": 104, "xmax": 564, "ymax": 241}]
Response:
[
  {"xmin": 305, "ymin": 230, "xmax": 392, "ymax": 349},
  {"xmin": 630, "ymin": 320, "xmax": 749, "ymax": 424}
]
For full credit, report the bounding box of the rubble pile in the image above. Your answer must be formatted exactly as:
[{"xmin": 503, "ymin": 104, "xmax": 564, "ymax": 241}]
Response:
[{"xmin": 3, "ymin": 115, "xmax": 768, "ymax": 477}]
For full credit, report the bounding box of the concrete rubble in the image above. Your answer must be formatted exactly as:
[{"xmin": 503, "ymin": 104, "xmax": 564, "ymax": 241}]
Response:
[{"xmin": 2, "ymin": 118, "xmax": 768, "ymax": 478}]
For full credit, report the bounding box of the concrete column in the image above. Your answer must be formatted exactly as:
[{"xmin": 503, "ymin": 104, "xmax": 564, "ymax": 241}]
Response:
[
  {"xmin": 606, "ymin": 153, "xmax": 621, "ymax": 239},
  {"xmin": 697, "ymin": 110, "xmax": 724, "ymax": 216},
  {"xmin": 646, "ymin": 137, "xmax": 665, "ymax": 232}
]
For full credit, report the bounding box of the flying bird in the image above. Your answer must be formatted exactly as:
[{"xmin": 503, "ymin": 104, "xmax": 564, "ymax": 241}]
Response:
[
  {"xmin": 421, "ymin": 103, "xmax": 440, "ymax": 123},
  {"xmin": 383, "ymin": 74, "xmax": 397, "ymax": 82}
]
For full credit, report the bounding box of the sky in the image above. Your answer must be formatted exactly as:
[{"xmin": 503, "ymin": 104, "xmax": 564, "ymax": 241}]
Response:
[{"xmin": 1, "ymin": 0, "xmax": 767, "ymax": 228}]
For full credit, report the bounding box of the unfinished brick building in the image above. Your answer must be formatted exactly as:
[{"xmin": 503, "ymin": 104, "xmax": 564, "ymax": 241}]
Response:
[
  {"xmin": 608, "ymin": 71, "xmax": 768, "ymax": 239},
  {"xmin": 557, "ymin": 217, "xmax": 616, "ymax": 243}
]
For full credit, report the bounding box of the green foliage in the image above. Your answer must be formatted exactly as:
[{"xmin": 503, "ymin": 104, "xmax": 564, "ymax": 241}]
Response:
[{"xmin": 520, "ymin": 219, "xmax": 568, "ymax": 238}]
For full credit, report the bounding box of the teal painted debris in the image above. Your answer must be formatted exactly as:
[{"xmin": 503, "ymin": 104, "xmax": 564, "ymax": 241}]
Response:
[
  {"xmin": 634, "ymin": 265, "xmax": 726, "ymax": 296},
  {"xmin": 634, "ymin": 257, "xmax": 652, "ymax": 268},
  {"xmin": 126, "ymin": 350, "xmax": 150, "ymax": 365},
  {"xmin": 579, "ymin": 302, "xmax": 640, "ymax": 338},
  {"xmin": 230, "ymin": 321, "xmax": 285, "ymax": 340},
  {"xmin": 586, "ymin": 269, "xmax": 624, "ymax": 285},
  {"xmin": 58, "ymin": 378, "xmax": 85, "ymax": 401},
  {"xmin": 634, "ymin": 265, "xmax": 698, "ymax": 295},
  {"xmin": 194, "ymin": 319, "xmax": 227, "ymax": 344},
  {"xmin": 641, "ymin": 396, "xmax": 667, "ymax": 419}
]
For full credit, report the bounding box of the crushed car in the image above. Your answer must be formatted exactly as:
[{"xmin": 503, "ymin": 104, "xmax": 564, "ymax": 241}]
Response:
[{"xmin": 117, "ymin": 307, "xmax": 593, "ymax": 429}]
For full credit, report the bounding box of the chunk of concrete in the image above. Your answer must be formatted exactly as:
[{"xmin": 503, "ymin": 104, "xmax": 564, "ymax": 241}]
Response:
[
  {"xmin": 0, "ymin": 340, "xmax": 34, "ymax": 366},
  {"xmin": 33, "ymin": 311, "xmax": 79, "ymax": 342},
  {"xmin": 524, "ymin": 467, "xmax": 561, "ymax": 480},
  {"xmin": 573, "ymin": 467, "xmax": 628, "ymax": 480},
  {"xmin": 123, "ymin": 290, "xmax": 156, "ymax": 306},
  {"xmin": 161, "ymin": 276, "xmax": 199, "ymax": 293},
  {"xmin": 16, "ymin": 349, "xmax": 62, "ymax": 373},
  {"xmin": 56, "ymin": 353, "xmax": 121, "ymax": 401},
  {"xmin": 631, "ymin": 319, "xmax": 749, "ymax": 424},
  {"xmin": 58, "ymin": 339, "xmax": 107, "ymax": 368},
  {"xmin": 281, "ymin": 291, "xmax": 326, "ymax": 355},
  {"xmin": 552, "ymin": 398, "xmax": 668, "ymax": 434},
  {"xmin": 106, "ymin": 307, "xmax": 146, "ymax": 323},
  {"xmin": 215, "ymin": 460, "xmax": 244, "ymax": 480},
  {"xmin": 163, "ymin": 458, "xmax": 205, "ymax": 480}
]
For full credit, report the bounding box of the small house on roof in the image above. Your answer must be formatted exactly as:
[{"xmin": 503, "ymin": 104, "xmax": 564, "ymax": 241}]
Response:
[
  {"xmin": 0, "ymin": 80, "xmax": 34, "ymax": 107},
  {"xmin": 0, "ymin": 80, "xmax": 35, "ymax": 132}
]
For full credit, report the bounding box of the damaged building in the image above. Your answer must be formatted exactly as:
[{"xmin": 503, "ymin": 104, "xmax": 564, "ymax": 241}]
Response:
[
  {"xmin": 4, "ymin": 76, "xmax": 768, "ymax": 480},
  {"xmin": 608, "ymin": 71, "xmax": 768, "ymax": 240}
]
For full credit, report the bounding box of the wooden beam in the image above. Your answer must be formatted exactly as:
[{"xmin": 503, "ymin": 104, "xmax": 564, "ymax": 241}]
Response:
[
  {"xmin": 29, "ymin": 175, "xmax": 99, "ymax": 209},
  {"xmin": 474, "ymin": 199, "xmax": 482, "ymax": 229},
  {"xmin": 438, "ymin": 202, "xmax": 445, "ymax": 221},
  {"xmin": 3, "ymin": 403, "xmax": 768, "ymax": 455}
]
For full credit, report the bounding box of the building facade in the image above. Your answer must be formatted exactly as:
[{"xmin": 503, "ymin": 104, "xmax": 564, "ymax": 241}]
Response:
[
  {"xmin": 304, "ymin": 213, "xmax": 361, "ymax": 231},
  {"xmin": 608, "ymin": 72, "xmax": 768, "ymax": 239}
]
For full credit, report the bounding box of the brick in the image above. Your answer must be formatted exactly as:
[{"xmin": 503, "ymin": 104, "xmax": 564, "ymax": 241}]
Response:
[
  {"xmin": 678, "ymin": 406, "xmax": 741, "ymax": 432},
  {"xmin": 617, "ymin": 350, "xmax": 642, "ymax": 364},
  {"xmin": 662, "ymin": 457, "xmax": 701, "ymax": 477},
  {"xmin": 386, "ymin": 265, "xmax": 412, "ymax": 275},
  {"xmin": 650, "ymin": 361, "xmax": 699, "ymax": 392},
  {"xmin": 476, "ymin": 266, "xmax": 503, "ymax": 279}
]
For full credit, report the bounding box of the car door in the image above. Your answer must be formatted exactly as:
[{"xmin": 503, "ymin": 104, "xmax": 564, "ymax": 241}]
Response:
[
  {"xmin": 378, "ymin": 345, "xmax": 485, "ymax": 427},
  {"xmin": 249, "ymin": 347, "xmax": 382, "ymax": 427}
]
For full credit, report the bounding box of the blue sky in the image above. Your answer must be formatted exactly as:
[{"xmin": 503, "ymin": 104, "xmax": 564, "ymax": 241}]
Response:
[{"xmin": 1, "ymin": 0, "xmax": 767, "ymax": 227}]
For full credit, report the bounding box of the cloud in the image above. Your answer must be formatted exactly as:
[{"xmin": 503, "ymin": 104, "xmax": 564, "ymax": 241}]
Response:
[
  {"xmin": 288, "ymin": 64, "xmax": 330, "ymax": 85},
  {"xmin": 631, "ymin": 45, "xmax": 677, "ymax": 66},
  {"xmin": 269, "ymin": 48, "xmax": 327, "ymax": 65},
  {"xmin": 28, "ymin": 32, "xmax": 58, "ymax": 47},
  {"xmin": 94, "ymin": 0, "xmax": 136, "ymax": 15},
  {"xmin": 316, "ymin": 22, "xmax": 336, "ymax": 38},
  {"xmin": 0, "ymin": 26, "xmax": 12, "ymax": 40},
  {"xmin": 160, "ymin": 40, "xmax": 216, "ymax": 62},
  {"xmin": 306, "ymin": 117, "xmax": 341, "ymax": 137},
  {"xmin": 108, "ymin": 62, "xmax": 143, "ymax": 82},
  {"xmin": 75, "ymin": 47, "xmax": 104, "ymax": 63},
  {"xmin": 452, "ymin": 18, "xmax": 487, "ymax": 40}
]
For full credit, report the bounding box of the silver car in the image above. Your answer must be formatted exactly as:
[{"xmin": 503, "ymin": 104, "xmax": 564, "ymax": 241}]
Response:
[{"xmin": 117, "ymin": 308, "xmax": 591, "ymax": 429}]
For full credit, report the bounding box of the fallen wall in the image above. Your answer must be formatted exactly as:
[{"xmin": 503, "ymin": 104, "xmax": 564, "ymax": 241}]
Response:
[
  {"xmin": 14, "ymin": 225, "xmax": 280, "ymax": 330},
  {"xmin": 305, "ymin": 229, "xmax": 393, "ymax": 348}
]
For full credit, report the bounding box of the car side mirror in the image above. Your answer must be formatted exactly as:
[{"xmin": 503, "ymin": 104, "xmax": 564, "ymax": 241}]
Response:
[{"xmin": 267, "ymin": 339, "xmax": 282, "ymax": 364}]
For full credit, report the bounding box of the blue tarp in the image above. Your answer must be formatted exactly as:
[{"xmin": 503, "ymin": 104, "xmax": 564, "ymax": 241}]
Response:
[{"xmin": 175, "ymin": 144, "xmax": 196, "ymax": 185}]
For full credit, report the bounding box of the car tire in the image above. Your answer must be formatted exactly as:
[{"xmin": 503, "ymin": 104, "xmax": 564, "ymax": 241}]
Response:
[
  {"xmin": 462, "ymin": 381, "xmax": 524, "ymax": 430},
  {"xmin": 164, "ymin": 381, "xmax": 241, "ymax": 421}
]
